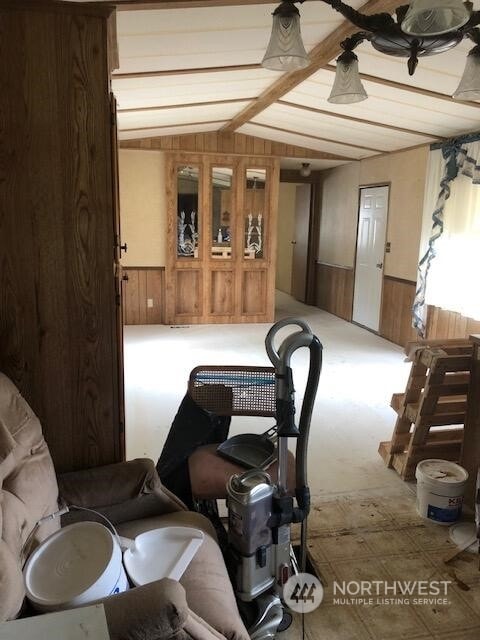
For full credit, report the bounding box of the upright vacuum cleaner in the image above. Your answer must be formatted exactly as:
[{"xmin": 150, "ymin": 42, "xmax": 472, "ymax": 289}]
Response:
[{"xmin": 226, "ymin": 318, "xmax": 323, "ymax": 639}]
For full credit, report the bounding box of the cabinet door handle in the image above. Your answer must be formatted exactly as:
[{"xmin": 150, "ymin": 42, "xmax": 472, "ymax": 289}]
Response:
[
  {"xmin": 291, "ymin": 240, "xmax": 297, "ymax": 245},
  {"xmin": 120, "ymin": 243, "xmax": 128, "ymax": 253},
  {"xmin": 122, "ymin": 274, "xmax": 129, "ymax": 282},
  {"xmin": 376, "ymin": 262, "xmax": 383, "ymax": 269}
]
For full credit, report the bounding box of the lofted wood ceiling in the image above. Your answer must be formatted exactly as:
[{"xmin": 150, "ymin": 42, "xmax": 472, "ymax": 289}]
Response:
[{"xmin": 71, "ymin": 0, "xmax": 480, "ymax": 167}]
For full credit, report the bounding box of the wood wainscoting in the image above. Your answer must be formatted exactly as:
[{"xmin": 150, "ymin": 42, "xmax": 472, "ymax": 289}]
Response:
[
  {"xmin": 425, "ymin": 305, "xmax": 480, "ymax": 339},
  {"xmin": 315, "ymin": 262, "xmax": 354, "ymax": 321},
  {"xmin": 379, "ymin": 276, "xmax": 418, "ymax": 347},
  {"xmin": 122, "ymin": 267, "xmax": 165, "ymax": 325}
]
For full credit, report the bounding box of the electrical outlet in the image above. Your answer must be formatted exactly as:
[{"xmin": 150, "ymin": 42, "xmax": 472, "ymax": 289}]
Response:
[{"xmin": 147, "ymin": 298, "xmax": 154, "ymax": 308}]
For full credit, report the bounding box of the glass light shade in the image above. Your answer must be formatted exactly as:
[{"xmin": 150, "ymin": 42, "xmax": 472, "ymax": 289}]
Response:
[
  {"xmin": 299, "ymin": 163, "xmax": 311, "ymax": 177},
  {"xmin": 262, "ymin": 10, "xmax": 309, "ymax": 71},
  {"xmin": 328, "ymin": 57, "xmax": 368, "ymax": 104},
  {"xmin": 453, "ymin": 49, "xmax": 480, "ymax": 100},
  {"xmin": 401, "ymin": 0, "xmax": 470, "ymax": 36}
]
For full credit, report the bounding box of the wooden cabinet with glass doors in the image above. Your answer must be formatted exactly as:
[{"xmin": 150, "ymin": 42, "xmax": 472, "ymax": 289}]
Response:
[{"xmin": 165, "ymin": 153, "xmax": 279, "ymax": 324}]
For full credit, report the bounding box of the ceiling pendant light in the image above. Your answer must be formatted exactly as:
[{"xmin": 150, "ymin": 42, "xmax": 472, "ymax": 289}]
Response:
[
  {"xmin": 453, "ymin": 45, "xmax": 480, "ymax": 99},
  {"xmin": 299, "ymin": 162, "xmax": 311, "ymax": 177},
  {"xmin": 262, "ymin": 0, "xmax": 309, "ymax": 71},
  {"xmin": 401, "ymin": 0, "xmax": 471, "ymax": 36},
  {"xmin": 328, "ymin": 50, "xmax": 368, "ymax": 104}
]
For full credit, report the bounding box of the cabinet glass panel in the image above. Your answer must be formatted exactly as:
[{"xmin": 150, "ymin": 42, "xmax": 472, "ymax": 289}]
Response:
[
  {"xmin": 211, "ymin": 167, "xmax": 233, "ymax": 260},
  {"xmin": 244, "ymin": 169, "xmax": 266, "ymax": 260},
  {"xmin": 177, "ymin": 166, "xmax": 199, "ymax": 259}
]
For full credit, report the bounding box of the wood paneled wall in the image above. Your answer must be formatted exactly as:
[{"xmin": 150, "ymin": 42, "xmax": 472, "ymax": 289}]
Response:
[
  {"xmin": 315, "ymin": 262, "xmax": 354, "ymax": 322},
  {"xmin": 425, "ymin": 306, "xmax": 480, "ymax": 340},
  {"xmin": 0, "ymin": 2, "xmax": 123, "ymax": 472},
  {"xmin": 379, "ymin": 276, "xmax": 418, "ymax": 347},
  {"xmin": 123, "ymin": 268, "xmax": 165, "ymax": 325},
  {"xmin": 120, "ymin": 131, "xmax": 346, "ymax": 162}
]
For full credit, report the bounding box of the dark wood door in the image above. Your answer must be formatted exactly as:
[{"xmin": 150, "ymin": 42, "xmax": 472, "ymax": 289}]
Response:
[
  {"xmin": 291, "ymin": 184, "xmax": 311, "ymax": 303},
  {"xmin": 0, "ymin": 2, "xmax": 124, "ymax": 472}
]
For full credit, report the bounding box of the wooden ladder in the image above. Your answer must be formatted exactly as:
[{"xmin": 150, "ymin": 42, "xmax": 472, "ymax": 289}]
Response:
[{"xmin": 379, "ymin": 339, "xmax": 473, "ymax": 480}]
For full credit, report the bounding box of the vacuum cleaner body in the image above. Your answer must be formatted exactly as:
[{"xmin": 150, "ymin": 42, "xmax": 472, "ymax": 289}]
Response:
[
  {"xmin": 227, "ymin": 471, "xmax": 275, "ymax": 601},
  {"xmin": 225, "ymin": 318, "xmax": 323, "ymax": 637}
]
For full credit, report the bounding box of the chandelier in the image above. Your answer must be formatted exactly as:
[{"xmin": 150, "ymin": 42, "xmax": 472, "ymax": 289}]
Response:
[{"xmin": 261, "ymin": 0, "xmax": 480, "ymax": 103}]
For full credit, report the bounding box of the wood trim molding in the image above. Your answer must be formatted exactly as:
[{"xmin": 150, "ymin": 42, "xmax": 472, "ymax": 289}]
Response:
[
  {"xmin": 118, "ymin": 97, "xmax": 256, "ymax": 113},
  {"xmin": 121, "ymin": 120, "xmax": 225, "ymax": 133},
  {"xmin": 278, "ymin": 100, "xmax": 443, "ymax": 140},
  {"xmin": 114, "ymin": 0, "xmax": 275, "ymax": 9},
  {"xmin": 113, "ymin": 64, "xmax": 262, "ymax": 80},
  {"xmin": 220, "ymin": 0, "xmax": 403, "ymax": 133}
]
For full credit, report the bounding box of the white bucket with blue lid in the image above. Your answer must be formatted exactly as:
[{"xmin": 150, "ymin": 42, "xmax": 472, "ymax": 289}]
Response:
[
  {"xmin": 24, "ymin": 521, "xmax": 128, "ymax": 612},
  {"xmin": 416, "ymin": 459, "xmax": 468, "ymax": 525}
]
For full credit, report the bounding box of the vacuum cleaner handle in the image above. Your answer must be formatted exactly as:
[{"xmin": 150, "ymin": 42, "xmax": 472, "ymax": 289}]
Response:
[
  {"xmin": 265, "ymin": 318, "xmax": 316, "ymax": 438},
  {"xmin": 265, "ymin": 317, "xmax": 313, "ymax": 371}
]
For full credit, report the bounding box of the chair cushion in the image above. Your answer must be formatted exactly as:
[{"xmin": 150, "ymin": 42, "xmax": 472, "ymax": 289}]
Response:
[
  {"xmin": 0, "ymin": 373, "xmax": 59, "ymax": 621},
  {"xmin": 117, "ymin": 512, "xmax": 249, "ymax": 640},
  {"xmin": 188, "ymin": 444, "xmax": 296, "ymax": 499}
]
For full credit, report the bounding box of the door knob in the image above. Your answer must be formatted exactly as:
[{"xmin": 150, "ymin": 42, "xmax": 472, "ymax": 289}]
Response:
[
  {"xmin": 291, "ymin": 240, "xmax": 297, "ymax": 245},
  {"xmin": 376, "ymin": 262, "xmax": 383, "ymax": 269}
]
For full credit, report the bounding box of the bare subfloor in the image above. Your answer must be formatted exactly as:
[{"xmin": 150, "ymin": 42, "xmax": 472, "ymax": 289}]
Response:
[{"xmin": 124, "ymin": 291, "xmax": 480, "ymax": 639}]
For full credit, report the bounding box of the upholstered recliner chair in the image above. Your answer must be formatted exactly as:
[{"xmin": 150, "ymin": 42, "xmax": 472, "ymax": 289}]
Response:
[{"xmin": 0, "ymin": 373, "xmax": 249, "ymax": 640}]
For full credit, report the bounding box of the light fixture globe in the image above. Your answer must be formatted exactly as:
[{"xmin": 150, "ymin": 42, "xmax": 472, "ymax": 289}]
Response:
[
  {"xmin": 401, "ymin": 0, "xmax": 470, "ymax": 36},
  {"xmin": 328, "ymin": 51, "xmax": 368, "ymax": 104},
  {"xmin": 299, "ymin": 162, "xmax": 311, "ymax": 177},
  {"xmin": 453, "ymin": 46, "xmax": 480, "ymax": 99},
  {"xmin": 262, "ymin": 0, "xmax": 309, "ymax": 71}
]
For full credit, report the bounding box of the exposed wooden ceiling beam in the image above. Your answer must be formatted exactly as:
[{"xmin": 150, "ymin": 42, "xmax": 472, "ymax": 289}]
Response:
[
  {"xmin": 112, "ymin": 63, "xmax": 262, "ymax": 80},
  {"xmin": 114, "ymin": 0, "xmax": 276, "ymax": 10},
  {"xmin": 323, "ymin": 64, "xmax": 480, "ymax": 109},
  {"xmin": 278, "ymin": 100, "xmax": 444, "ymax": 140},
  {"xmin": 221, "ymin": 0, "xmax": 402, "ymax": 133},
  {"xmin": 248, "ymin": 121, "xmax": 383, "ymax": 153},
  {"xmin": 118, "ymin": 97, "xmax": 255, "ymax": 113}
]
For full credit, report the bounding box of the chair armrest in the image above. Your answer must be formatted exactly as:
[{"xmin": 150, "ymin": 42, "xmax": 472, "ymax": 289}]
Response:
[
  {"xmin": 58, "ymin": 459, "xmax": 186, "ymax": 525},
  {"xmin": 100, "ymin": 578, "xmax": 189, "ymax": 640}
]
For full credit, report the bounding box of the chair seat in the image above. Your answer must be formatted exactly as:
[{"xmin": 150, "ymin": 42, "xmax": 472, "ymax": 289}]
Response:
[
  {"xmin": 117, "ymin": 511, "xmax": 248, "ymax": 640},
  {"xmin": 188, "ymin": 443, "xmax": 296, "ymax": 500}
]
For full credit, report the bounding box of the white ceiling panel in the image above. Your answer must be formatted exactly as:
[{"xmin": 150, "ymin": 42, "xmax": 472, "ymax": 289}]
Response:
[
  {"xmin": 115, "ymin": 2, "xmax": 366, "ymax": 73},
  {"xmin": 284, "ymin": 69, "xmax": 480, "ymax": 138},
  {"xmin": 118, "ymin": 121, "xmax": 225, "ymax": 140},
  {"xmin": 252, "ymin": 102, "xmax": 433, "ymax": 152},
  {"xmin": 118, "ymin": 100, "xmax": 251, "ymax": 130},
  {"xmin": 113, "ymin": 68, "xmax": 281, "ymax": 110},
  {"xmin": 239, "ymin": 122, "xmax": 374, "ymax": 161}
]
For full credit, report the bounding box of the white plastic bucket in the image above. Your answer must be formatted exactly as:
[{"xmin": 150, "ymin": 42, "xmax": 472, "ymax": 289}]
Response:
[
  {"xmin": 415, "ymin": 459, "xmax": 468, "ymax": 525},
  {"xmin": 24, "ymin": 522, "xmax": 128, "ymax": 612}
]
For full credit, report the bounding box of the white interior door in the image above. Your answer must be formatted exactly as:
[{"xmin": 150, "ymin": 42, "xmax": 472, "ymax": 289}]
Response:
[{"xmin": 352, "ymin": 186, "xmax": 389, "ymax": 332}]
